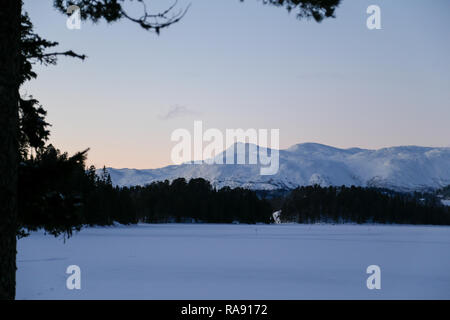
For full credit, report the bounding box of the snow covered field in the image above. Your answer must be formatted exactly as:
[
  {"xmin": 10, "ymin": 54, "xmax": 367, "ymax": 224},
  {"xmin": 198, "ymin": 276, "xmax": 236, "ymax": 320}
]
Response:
[{"xmin": 16, "ymin": 223, "xmax": 450, "ymax": 299}]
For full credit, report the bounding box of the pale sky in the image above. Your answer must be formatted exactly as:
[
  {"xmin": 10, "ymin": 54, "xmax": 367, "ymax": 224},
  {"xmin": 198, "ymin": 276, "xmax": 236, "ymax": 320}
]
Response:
[{"xmin": 22, "ymin": 0, "xmax": 450, "ymax": 169}]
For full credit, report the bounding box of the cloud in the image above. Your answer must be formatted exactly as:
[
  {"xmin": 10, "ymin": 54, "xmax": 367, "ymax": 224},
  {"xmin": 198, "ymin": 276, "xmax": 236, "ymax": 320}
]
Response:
[{"xmin": 158, "ymin": 105, "xmax": 198, "ymax": 120}]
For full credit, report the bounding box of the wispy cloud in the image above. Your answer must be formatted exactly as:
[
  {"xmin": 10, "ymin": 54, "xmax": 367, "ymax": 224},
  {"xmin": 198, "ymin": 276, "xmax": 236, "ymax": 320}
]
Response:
[{"xmin": 158, "ymin": 105, "xmax": 198, "ymax": 120}]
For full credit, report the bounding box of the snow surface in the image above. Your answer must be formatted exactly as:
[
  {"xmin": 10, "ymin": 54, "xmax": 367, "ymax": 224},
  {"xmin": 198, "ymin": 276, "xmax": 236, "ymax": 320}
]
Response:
[
  {"xmin": 17, "ymin": 224, "xmax": 450, "ymax": 299},
  {"xmin": 442, "ymin": 200, "xmax": 450, "ymax": 206},
  {"xmin": 105, "ymin": 143, "xmax": 450, "ymax": 192}
]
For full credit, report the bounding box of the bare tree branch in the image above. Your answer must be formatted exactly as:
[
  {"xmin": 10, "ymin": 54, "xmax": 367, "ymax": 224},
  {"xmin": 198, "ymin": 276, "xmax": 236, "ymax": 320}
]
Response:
[
  {"xmin": 53, "ymin": 0, "xmax": 190, "ymax": 35},
  {"xmin": 119, "ymin": 1, "xmax": 191, "ymax": 35},
  {"xmin": 39, "ymin": 50, "xmax": 87, "ymax": 61}
]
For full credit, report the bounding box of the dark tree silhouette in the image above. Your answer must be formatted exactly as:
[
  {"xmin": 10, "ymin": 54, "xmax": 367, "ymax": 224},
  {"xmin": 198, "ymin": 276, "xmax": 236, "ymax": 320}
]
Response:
[
  {"xmin": 242, "ymin": 0, "xmax": 340, "ymax": 22},
  {"xmin": 0, "ymin": 0, "xmax": 21, "ymax": 301},
  {"xmin": 0, "ymin": 0, "xmax": 341, "ymax": 299},
  {"xmin": 280, "ymin": 185, "xmax": 450, "ymax": 225}
]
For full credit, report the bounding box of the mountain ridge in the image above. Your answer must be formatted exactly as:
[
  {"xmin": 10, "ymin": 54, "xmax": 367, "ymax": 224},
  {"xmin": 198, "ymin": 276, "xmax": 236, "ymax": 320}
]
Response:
[{"xmin": 103, "ymin": 143, "xmax": 450, "ymax": 192}]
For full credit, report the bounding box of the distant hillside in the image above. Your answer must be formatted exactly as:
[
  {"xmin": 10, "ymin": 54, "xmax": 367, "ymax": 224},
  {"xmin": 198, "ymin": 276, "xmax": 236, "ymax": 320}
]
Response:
[{"xmin": 104, "ymin": 143, "xmax": 450, "ymax": 192}]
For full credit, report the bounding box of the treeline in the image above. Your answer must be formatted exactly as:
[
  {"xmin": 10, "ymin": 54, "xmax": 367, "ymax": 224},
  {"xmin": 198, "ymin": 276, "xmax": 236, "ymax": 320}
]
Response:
[
  {"xmin": 84, "ymin": 174, "xmax": 272, "ymax": 225},
  {"xmin": 438, "ymin": 185, "xmax": 450, "ymax": 198},
  {"xmin": 279, "ymin": 185, "xmax": 450, "ymax": 225},
  {"xmin": 18, "ymin": 146, "xmax": 272, "ymax": 237}
]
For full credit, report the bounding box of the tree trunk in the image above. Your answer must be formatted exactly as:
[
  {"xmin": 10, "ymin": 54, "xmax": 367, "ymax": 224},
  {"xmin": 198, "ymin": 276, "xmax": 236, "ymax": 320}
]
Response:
[{"xmin": 0, "ymin": 0, "xmax": 21, "ymax": 300}]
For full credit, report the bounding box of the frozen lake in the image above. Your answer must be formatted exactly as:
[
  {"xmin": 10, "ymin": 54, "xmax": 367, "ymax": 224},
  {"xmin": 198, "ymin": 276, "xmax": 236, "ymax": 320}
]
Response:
[{"xmin": 16, "ymin": 223, "xmax": 450, "ymax": 299}]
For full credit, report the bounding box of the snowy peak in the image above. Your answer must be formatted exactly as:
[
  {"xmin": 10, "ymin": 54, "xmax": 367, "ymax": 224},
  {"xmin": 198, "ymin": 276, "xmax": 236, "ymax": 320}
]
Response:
[
  {"xmin": 287, "ymin": 142, "xmax": 356, "ymax": 154},
  {"xmin": 106, "ymin": 143, "xmax": 450, "ymax": 192}
]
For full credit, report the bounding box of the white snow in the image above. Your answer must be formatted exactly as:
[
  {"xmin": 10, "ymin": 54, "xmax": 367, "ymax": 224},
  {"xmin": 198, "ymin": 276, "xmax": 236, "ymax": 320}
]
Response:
[
  {"xmin": 442, "ymin": 200, "xmax": 450, "ymax": 206},
  {"xmin": 105, "ymin": 143, "xmax": 450, "ymax": 192},
  {"xmin": 272, "ymin": 211, "xmax": 282, "ymax": 224},
  {"xmin": 16, "ymin": 223, "xmax": 450, "ymax": 299}
]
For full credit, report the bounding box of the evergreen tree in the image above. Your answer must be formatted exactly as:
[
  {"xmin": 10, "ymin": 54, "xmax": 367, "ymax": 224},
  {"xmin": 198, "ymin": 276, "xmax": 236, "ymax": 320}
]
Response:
[{"xmin": 0, "ymin": 0, "xmax": 341, "ymax": 299}]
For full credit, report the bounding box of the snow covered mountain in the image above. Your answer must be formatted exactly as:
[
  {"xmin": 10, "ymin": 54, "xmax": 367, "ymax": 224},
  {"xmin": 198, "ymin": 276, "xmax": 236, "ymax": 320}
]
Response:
[{"xmin": 105, "ymin": 143, "xmax": 450, "ymax": 192}]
